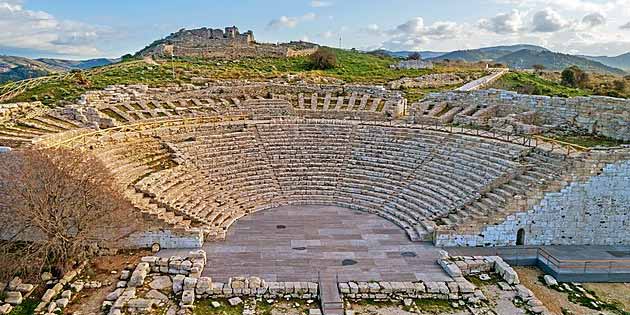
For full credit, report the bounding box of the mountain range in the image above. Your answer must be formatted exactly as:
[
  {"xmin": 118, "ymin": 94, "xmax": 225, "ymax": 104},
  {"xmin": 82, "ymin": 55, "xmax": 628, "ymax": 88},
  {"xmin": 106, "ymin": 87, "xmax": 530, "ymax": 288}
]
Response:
[
  {"xmin": 0, "ymin": 56, "xmax": 119, "ymax": 83},
  {"xmin": 2, "ymin": 43, "xmax": 629, "ymax": 84},
  {"xmin": 384, "ymin": 44, "xmax": 628, "ymax": 75}
]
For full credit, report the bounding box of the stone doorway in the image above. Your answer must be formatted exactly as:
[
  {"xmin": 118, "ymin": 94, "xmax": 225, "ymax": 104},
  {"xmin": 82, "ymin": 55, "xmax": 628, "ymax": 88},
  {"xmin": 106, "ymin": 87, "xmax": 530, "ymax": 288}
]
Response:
[{"xmin": 516, "ymin": 228, "xmax": 526, "ymax": 246}]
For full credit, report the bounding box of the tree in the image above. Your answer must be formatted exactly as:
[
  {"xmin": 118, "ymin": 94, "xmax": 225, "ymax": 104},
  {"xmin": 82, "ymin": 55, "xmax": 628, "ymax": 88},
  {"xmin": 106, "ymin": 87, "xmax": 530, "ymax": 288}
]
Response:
[
  {"xmin": 532, "ymin": 64, "xmax": 545, "ymax": 73},
  {"xmin": 310, "ymin": 48, "xmax": 337, "ymax": 70},
  {"xmin": 561, "ymin": 66, "xmax": 589, "ymax": 88},
  {"xmin": 407, "ymin": 52, "xmax": 422, "ymax": 60},
  {"xmin": 121, "ymin": 54, "xmax": 135, "ymax": 62},
  {"xmin": 0, "ymin": 148, "xmax": 139, "ymax": 281},
  {"xmin": 613, "ymin": 80, "xmax": 626, "ymax": 91}
]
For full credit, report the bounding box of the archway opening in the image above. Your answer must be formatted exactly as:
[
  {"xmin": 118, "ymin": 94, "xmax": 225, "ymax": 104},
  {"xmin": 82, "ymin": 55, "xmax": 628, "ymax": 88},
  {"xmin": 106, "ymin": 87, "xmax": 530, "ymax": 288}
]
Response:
[{"xmin": 516, "ymin": 228, "xmax": 526, "ymax": 246}]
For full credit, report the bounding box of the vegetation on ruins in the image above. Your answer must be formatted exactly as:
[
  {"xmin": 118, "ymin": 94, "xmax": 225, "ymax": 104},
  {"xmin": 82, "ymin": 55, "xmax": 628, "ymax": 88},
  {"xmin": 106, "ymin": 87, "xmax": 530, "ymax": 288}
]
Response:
[
  {"xmin": 0, "ymin": 148, "xmax": 139, "ymax": 281},
  {"xmin": 491, "ymin": 72, "xmax": 590, "ymax": 97},
  {"xmin": 493, "ymin": 70, "xmax": 630, "ymax": 98}
]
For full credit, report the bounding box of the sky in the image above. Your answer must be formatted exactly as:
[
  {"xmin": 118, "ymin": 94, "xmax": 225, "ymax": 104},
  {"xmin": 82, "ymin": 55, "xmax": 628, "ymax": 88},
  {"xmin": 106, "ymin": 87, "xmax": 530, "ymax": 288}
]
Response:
[{"xmin": 1, "ymin": 0, "xmax": 630, "ymax": 60}]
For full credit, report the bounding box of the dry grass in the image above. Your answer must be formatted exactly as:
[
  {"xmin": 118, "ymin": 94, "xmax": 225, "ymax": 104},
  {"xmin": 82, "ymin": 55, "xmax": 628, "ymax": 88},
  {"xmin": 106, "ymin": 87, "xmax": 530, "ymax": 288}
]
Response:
[
  {"xmin": 584, "ymin": 283, "xmax": 630, "ymax": 312},
  {"xmin": 514, "ymin": 266, "xmax": 627, "ymax": 315}
]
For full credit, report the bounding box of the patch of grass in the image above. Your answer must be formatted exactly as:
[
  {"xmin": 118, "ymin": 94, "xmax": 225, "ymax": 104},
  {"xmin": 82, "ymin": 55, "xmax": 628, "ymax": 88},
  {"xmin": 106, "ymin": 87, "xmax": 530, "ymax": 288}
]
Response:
[
  {"xmin": 544, "ymin": 281, "xmax": 630, "ymax": 315},
  {"xmin": 492, "ymin": 72, "xmax": 591, "ymax": 98},
  {"xmin": 414, "ymin": 299, "xmax": 457, "ymax": 312},
  {"xmin": 466, "ymin": 274, "xmax": 501, "ymax": 287},
  {"xmin": 194, "ymin": 299, "xmax": 243, "ymax": 315},
  {"xmin": 9, "ymin": 298, "xmax": 39, "ymax": 315}
]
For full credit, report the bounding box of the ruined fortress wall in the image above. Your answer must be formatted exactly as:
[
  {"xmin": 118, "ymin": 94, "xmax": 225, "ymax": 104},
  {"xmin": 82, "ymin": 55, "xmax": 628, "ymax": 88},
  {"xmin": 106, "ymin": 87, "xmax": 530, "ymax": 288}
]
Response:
[
  {"xmin": 436, "ymin": 150, "xmax": 630, "ymax": 247},
  {"xmin": 424, "ymin": 89, "xmax": 630, "ymax": 141},
  {"xmin": 164, "ymin": 44, "xmax": 289, "ymax": 59}
]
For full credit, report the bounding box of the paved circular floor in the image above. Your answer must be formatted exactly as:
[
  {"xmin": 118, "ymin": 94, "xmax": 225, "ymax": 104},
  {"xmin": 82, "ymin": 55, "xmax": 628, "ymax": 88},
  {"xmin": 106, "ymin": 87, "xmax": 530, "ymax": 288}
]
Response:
[{"xmin": 169, "ymin": 205, "xmax": 451, "ymax": 283}]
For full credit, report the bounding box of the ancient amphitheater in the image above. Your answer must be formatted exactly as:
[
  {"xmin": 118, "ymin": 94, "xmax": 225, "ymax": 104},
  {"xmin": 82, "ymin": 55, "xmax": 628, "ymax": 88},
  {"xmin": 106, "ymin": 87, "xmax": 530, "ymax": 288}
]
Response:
[{"xmin": 1, "ymin": 80, "xmax": 629, "ymax": 314}]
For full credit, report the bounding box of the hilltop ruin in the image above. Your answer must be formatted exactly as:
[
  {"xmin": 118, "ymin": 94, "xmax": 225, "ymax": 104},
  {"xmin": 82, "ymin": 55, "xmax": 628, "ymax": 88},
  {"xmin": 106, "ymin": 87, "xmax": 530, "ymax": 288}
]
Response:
[{"xmin": 137, "ymin": 26, "xmax": 319, "ymax": 59}]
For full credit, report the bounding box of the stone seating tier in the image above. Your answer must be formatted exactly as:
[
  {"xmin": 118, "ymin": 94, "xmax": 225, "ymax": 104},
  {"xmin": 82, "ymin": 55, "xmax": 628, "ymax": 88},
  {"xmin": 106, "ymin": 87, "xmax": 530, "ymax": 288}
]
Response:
[{"xmin": 95, "ymin": 120, "xmax": 543, "ymax": 241}]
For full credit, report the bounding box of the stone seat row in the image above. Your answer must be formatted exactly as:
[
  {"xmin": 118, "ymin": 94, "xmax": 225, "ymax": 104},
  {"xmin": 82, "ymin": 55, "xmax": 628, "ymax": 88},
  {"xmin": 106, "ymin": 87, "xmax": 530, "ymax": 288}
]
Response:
[{"xmin": 99, "ymin": 120, "xmax": 532, "ymax": 241}]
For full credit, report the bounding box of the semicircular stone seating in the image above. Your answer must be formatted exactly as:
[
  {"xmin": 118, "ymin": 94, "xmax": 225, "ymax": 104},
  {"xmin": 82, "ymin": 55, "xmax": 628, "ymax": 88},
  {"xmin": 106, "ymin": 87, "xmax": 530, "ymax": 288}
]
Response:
[{"xmin": 121, "ymin": 119, "xmax": 536, "ymax": 241}]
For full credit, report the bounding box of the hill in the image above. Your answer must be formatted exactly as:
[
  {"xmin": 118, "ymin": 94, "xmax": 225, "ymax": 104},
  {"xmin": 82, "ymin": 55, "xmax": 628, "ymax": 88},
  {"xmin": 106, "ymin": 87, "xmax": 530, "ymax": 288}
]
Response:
[
  {"xmin": 0, "ymin": 56, "xmax": 118, "ymax": 83},
  {"xmin": 382, "ymin": 50, "xmax": 448, "ymax": 59},
  {"xmin": 496, "ymin": 50, "xmax": 626, "ymax": 75},
  {"xmin": 1, "ymin": 49, "xmax": 442, "ymax": 106},
  {"xmin": 37, "ymin": 58, "xmax": 119, "ymax": 71},
  {"xmin": 380, "ymin": 45, "xmax": 548, "ymax": 61},
  {"xmin": 582, "ymin": 52, "xmax": 630, "ymax": 71},
  {"xmin": 0, "ymin": 56, "xmax": 59, "ymax": 83},
  {"xmin": 426, "ymin": 44, "xmax": 548, "ymax": 62}
]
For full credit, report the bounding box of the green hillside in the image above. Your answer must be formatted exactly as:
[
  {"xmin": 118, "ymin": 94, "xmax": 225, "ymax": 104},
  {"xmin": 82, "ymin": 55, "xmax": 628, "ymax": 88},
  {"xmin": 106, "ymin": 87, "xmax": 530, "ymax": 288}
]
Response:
[
  {"xmin": 491, "ymin": 72, "xmax": 630, "ymax": 98},
  {"xmin": 1, "ymin": 49, "xmax": 437, "ymax": 106}
]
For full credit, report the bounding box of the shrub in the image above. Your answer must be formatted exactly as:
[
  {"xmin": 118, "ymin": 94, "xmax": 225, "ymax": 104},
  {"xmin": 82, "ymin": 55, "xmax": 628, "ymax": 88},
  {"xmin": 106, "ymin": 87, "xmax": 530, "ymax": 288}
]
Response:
[
  {"xmin": 613, "ymin": 80, "xmax": 626, "ymax": 91},
  {"xmin": 561, "ymin": 66, "xmax": 589, "ymax": 88},
  {"xmin": 310, "ymin": 48, "xmax": 338, "ymax": 70},
  {"xmin": 407, "ymin": 52, "xmax": 422, "ymax": 60}
]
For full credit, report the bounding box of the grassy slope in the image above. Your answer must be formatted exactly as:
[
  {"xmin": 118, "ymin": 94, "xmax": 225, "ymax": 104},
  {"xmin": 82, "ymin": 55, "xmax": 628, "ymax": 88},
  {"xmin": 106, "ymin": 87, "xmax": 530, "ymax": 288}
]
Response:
[
  {"xmin": 3, "ymin": 49, "xmax": 434, "ymax": 106},
  {"xmin": 491, "ymin": 72, "xmax": 591, "ymax": 97}
]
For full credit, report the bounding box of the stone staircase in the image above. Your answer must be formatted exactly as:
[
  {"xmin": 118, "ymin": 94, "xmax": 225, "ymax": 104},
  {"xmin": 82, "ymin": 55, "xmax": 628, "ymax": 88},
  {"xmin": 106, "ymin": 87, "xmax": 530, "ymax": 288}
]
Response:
[{"xmin": 0, "ymin": 111, "xmax": 83, "ymax": 147}]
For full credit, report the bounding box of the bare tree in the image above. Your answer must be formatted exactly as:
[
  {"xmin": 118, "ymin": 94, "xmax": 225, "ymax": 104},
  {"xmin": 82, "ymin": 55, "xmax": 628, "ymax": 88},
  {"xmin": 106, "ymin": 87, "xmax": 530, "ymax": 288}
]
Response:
[{"xmin": 0, "ymin": 148, "xmax": 139, "ymax": 281}]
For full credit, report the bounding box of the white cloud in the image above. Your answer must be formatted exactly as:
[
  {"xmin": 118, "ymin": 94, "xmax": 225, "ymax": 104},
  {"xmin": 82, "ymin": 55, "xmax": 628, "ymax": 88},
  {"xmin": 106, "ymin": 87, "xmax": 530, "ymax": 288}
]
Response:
[
  {"xmin": 267, "ymin": 13, "xmax": 317, "ymax": 29},
  {"xmin": 310, "ymin": 1, "xmax": 332, "ymax": 8},
  {"xmin": 0, "ymin": 0, "xmax": 106, "ymax": 57},
  {"xmin": 478, "ymin": 10, "xmax": 525, "ymax": 34},
  {"xmin": 381, "ymin": 17, "xmax": 462, "ymax": 50},
  {"xmin": 581, "ymin": 12, "xmax": 605, "ymax": 28},
  {"xmin": 532, "ymin": 8, "xmax": 569, "ymax": 32}
]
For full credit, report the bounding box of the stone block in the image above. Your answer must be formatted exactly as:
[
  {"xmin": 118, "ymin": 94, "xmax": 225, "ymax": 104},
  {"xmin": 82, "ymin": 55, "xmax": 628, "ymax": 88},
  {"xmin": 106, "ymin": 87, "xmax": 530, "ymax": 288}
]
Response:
[
  {"xmin": 181, "ymin": 290, "xmax": 195, "ymax": 306},
  {"xmin": 149, "ymin": 276, "xmax": 172, "ymax": 292},
  {"xmin": 172, "ymin": 275, "xmax": 185, "ymax": 294},
  {"xmin": 4, "ymin": 292, "xmax": 22, "ymax": 305},
  {"xmin": 228, "ymin": 297, "xmax": 243, "ymax": 306},
  {"xmin": 196, "ymin": 277, "xmax": 212, "ymax": 295},
  {"xmin": 106, "ymin": 288, "xmax": 125, "ymax": 301}
]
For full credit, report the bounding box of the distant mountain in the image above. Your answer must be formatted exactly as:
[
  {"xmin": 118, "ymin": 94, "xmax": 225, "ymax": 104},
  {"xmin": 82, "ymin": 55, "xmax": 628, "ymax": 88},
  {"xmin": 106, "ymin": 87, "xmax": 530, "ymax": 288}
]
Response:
[
  {"xmin": 0, "ymin": 56, "xmax": 118, "ymax": 83},
  {"xmin": 419, "ymin": 45, "xmax": 624, "ymax": 74},
  {"xmin": 0, "ymin": 56, "xmax": 57, "ymax": 83},
  {"xmin": 476, "ymin": 44, "xmax": 548, "ymax": 53},
  {"xmin": 384, "ymin": 50, "xmax": 448, "ymax": 59},
  {"xmin": 427, "ymin": 44, "xmax": 549, "ymax": 63},
  {"xmin": 37, "ymin": 58, "xmax": 119, "ymax": 71},
  {"xmin": 496, "ymin": 50, "xmax": 626, "ymax": 75},
  {"xmin": 581, "ymin": 53, "xmax": 630, "ymax": 71}
]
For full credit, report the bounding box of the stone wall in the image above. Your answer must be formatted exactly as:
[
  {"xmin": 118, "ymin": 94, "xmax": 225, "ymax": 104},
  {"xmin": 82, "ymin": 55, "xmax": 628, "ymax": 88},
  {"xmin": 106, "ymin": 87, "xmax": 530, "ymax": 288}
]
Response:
[
  {"xmin": 140, "ymin": 26, "xmax": 318, "ymax": 59},
  {"xmin": 436, "ymin": 157, "xmax": 630, "ymax": 247},
  {"xmin": 127, "ymin": 228, "xmax": 204, "ymax": 249},
  {"xmin": 0, "ymin": 102, "xmax": 45, "ymax": 122},
  {"xmin": 421, "ymin": 89, "xmax": 630, "ymax": 141}
]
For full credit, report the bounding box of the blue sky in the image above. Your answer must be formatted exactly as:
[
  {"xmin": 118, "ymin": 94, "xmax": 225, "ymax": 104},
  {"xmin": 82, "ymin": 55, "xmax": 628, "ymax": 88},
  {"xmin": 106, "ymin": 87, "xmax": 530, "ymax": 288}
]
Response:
[{"xmin": 1, "ymin": 0, "xmax": 630, "ymax": 59}]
